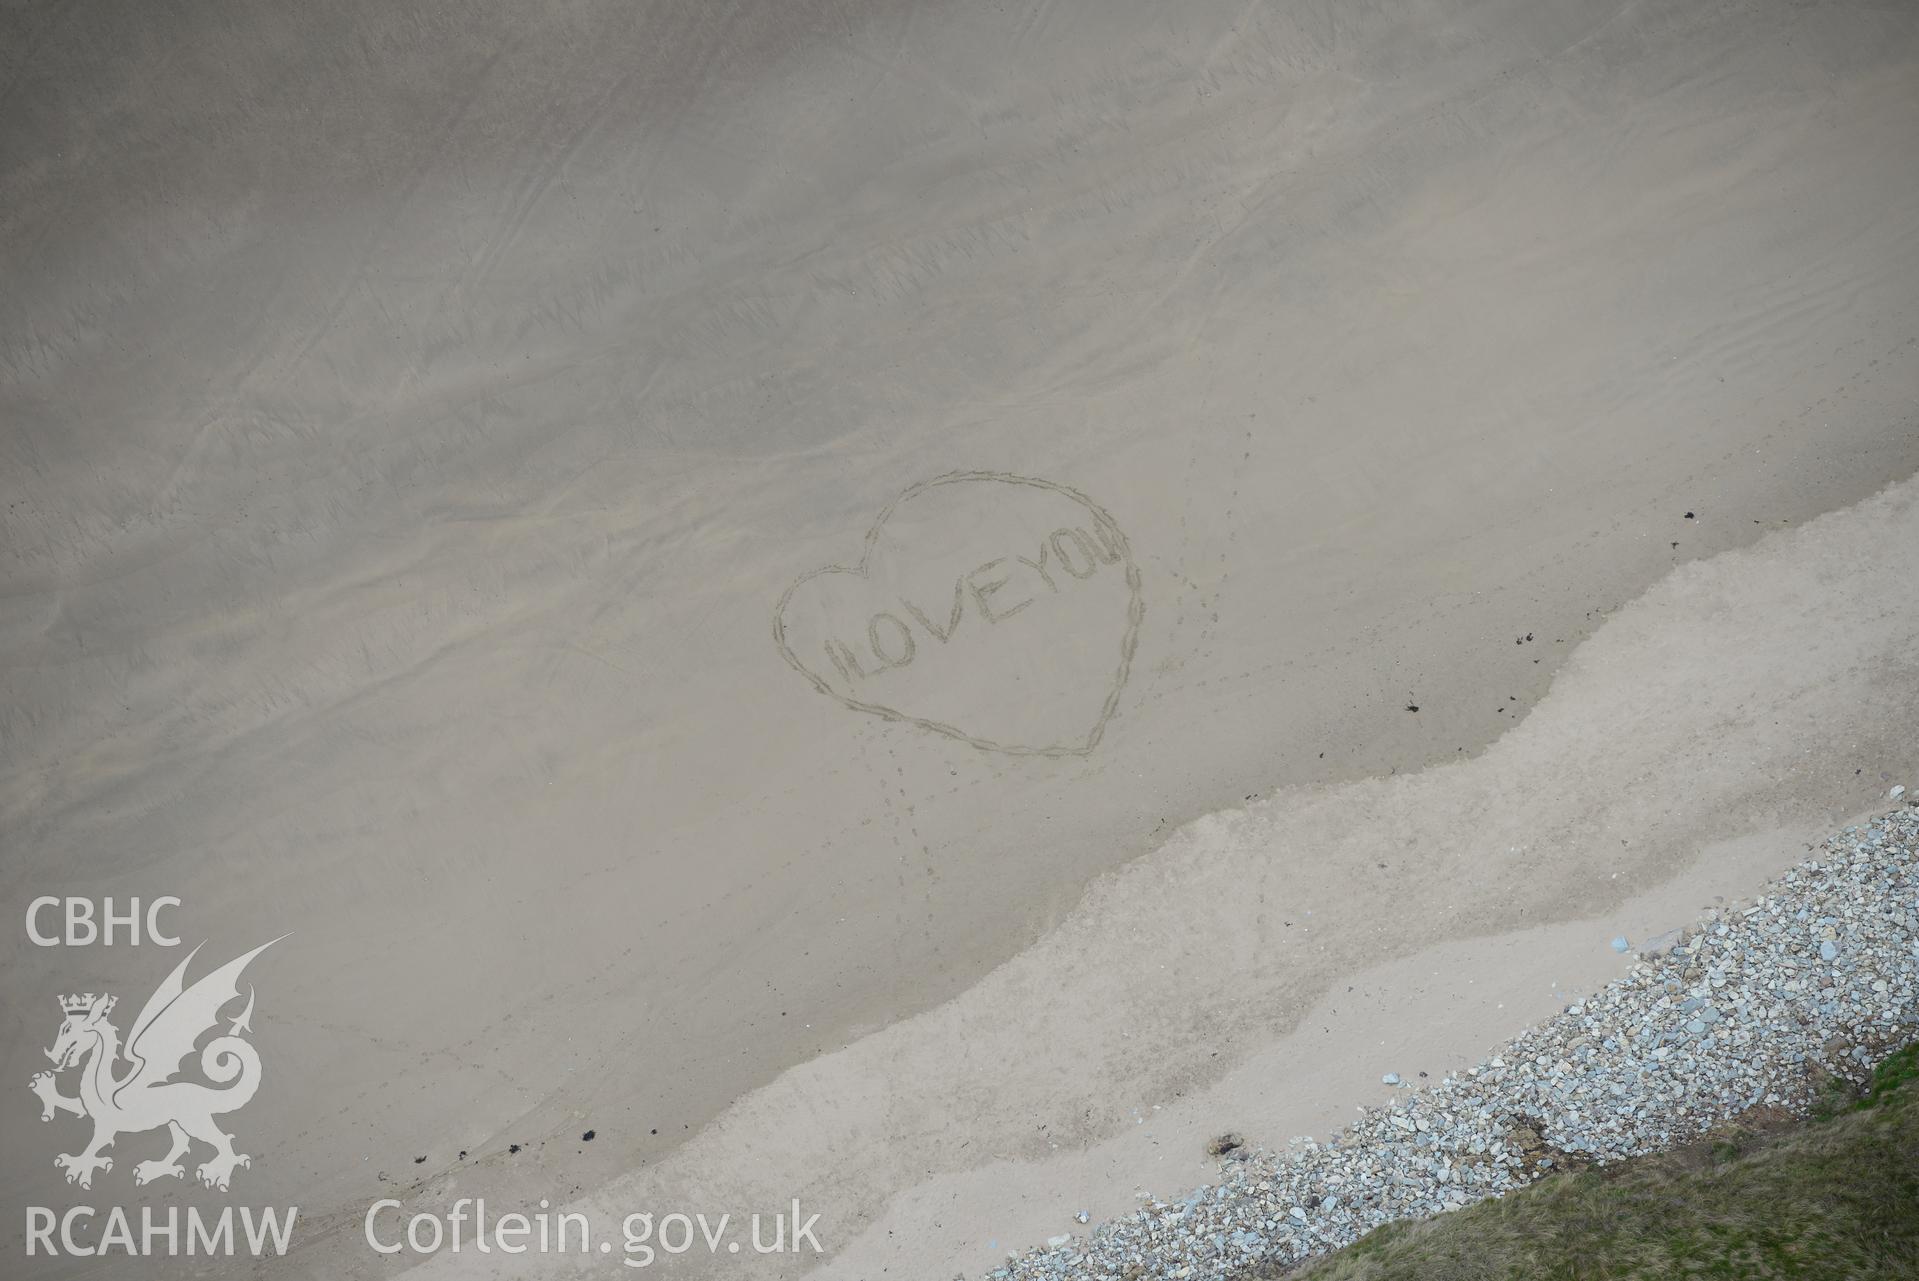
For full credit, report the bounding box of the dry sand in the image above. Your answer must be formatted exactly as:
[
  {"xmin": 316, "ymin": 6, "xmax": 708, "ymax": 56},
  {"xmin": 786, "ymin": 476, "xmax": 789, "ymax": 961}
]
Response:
[{"xmin": 2, "ymin": 1, "xmax": 1916, "ymax": 1277}]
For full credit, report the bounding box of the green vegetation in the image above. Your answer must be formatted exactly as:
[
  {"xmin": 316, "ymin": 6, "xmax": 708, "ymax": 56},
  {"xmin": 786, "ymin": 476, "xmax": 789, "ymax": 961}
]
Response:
[{"xmin": 1278, "ymin": 1044, "xmax": 1919, "ymax": 1281}]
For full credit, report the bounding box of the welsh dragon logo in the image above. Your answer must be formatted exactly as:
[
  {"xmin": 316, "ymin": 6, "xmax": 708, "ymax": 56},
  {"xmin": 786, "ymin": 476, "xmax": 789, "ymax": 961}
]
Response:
[{"xmin": 29, "ymin": 937, "xmax": 283, "ymax": 1191}]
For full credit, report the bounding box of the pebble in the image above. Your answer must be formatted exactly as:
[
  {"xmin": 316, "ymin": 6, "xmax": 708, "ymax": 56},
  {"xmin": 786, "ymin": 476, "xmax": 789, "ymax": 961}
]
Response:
[
  {"xmin": 1381, "ymin": 1073, "xmax": 1400, "ymax": 1085},
  {"xmin": 982, "ymin": 808, "xmax": 1919, "ymax": 1281},
  {"xmin": 1610, "ymin": 935, "xmax": 1631, "ymax": 953}
]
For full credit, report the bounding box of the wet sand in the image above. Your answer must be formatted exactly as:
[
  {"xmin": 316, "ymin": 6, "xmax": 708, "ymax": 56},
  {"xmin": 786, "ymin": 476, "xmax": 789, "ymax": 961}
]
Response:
[{"xmin": 2, "ymin": 1, "xmax": 1917, "ymax": 1276}]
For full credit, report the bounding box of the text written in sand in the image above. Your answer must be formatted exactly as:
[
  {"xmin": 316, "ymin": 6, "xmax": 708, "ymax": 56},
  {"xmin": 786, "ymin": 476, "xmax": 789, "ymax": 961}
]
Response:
[{"xmin": 773, "ymin": 472, "xmax": 1143, "ymax": 756}]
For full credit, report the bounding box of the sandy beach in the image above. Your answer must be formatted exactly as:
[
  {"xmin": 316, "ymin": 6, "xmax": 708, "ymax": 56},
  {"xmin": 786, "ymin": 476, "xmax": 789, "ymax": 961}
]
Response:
[{"xmin": 3, "ymin": 1, "xmax": 1917, "ymax": 1277}]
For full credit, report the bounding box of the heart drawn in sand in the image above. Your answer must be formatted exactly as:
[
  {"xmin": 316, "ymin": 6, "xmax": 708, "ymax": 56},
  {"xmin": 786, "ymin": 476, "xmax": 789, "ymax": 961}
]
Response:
[{"xmin": 773, "ymin": 471, "xmax": 1143, "ymax": 756}]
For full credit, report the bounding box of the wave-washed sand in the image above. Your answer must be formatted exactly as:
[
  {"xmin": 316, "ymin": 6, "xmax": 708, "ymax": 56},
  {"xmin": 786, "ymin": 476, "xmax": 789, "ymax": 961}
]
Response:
[{"xmin": 2, "ymin": 1, "xmax": 1916, "ymax": 1278}]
